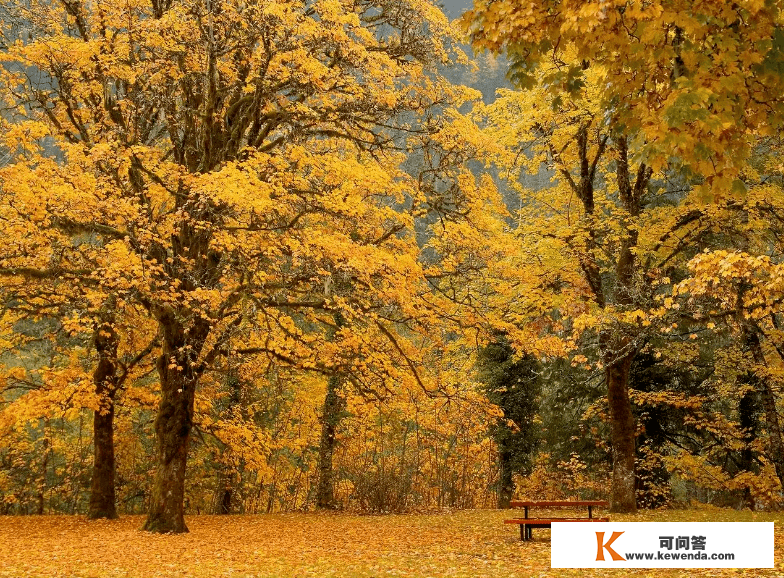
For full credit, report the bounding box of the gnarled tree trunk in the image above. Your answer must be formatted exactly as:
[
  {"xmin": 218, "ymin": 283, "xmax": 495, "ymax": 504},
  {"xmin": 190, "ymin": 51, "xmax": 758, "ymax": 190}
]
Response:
[
  {"xmin": 141, "ymin": 191, "xmax": 222, "ymax": 533},
  {"xmin": 142, "ymin": 355, "xmax": 194, "ymax": 533},
  {"xmin": 142, "ymin": 313, "xmax": 207, "ymax": 533}
]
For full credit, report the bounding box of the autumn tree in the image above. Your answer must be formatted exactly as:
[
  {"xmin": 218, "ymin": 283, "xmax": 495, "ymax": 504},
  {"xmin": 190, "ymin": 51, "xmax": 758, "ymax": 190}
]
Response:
[
  {"xmin": 463, "ymin": 0, "xmax": 784, "ymax": 196},
  {"xmin": 459, "ymin": 0, "xmax": 784, "ymax": 512},
  {"xmin": 677, "ymin": 245, "xmax": 784, "ymax": 492},
  {"xmin": 0, "ymin": 0, "xmax": 491, "ymax": 532},
  {"xmin": 470, "ymin": 70, "xmax": 783, "ymax": 511},
  {"xmin": 467, "ymin": 71, "xmax": 654, "ymax": 511},
  {"xmin": 0, "ymin": 180, "xmax": 158, "ymax": 521},
  {"xmin": 476, "ymin": 338, "xmax": 540, "ymax": 508}
]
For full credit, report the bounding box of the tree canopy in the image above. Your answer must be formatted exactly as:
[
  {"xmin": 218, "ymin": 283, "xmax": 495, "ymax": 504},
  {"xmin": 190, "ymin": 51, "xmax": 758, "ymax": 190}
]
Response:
[{"xmin": 1, "ymin": 0, "xmax": 784, "ymax": 532}]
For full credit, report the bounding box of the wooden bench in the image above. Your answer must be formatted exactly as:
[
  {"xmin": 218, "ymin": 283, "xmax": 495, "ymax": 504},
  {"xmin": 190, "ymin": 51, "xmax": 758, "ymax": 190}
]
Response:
[
  {"xmin": 505, "ymin": 500, "xmax": 610, "ymax": 541},
  {"xmin": 504, "ymin": 516, "xmax": 610, "ymax": 540}
]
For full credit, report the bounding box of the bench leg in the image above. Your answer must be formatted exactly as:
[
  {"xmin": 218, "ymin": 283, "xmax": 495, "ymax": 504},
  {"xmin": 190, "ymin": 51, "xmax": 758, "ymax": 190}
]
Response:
[
  {"xmin": 520, "ymin": 524, "xmax": 526, "ymax": 541},
  {"xmin": 527, "ymin": 525, "xmax": 532, "ymax": 540}
]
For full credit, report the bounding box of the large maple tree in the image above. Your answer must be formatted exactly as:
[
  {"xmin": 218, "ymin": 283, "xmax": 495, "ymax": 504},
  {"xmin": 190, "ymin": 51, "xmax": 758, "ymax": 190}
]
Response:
[{"xmin": 0, "ymin": 0, "xmax": 489, "ymax": 532}]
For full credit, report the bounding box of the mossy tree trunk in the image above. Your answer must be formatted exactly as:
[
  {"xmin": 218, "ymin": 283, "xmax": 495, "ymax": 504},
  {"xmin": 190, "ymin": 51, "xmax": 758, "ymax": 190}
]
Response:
[
  {"xmin": 88, "ymin": 317, "xmax": 119, "ymax": 520},
  {"xmin": 143, "ymin": 309, "xmax": 211, "ymax": 533},
  {"xmin": 497, "ymin": 447, "xmax": 514, "ymax": 509},
  {"xmin": 316, "ymin": 374, "xmax": 345, "ymax": 509}
]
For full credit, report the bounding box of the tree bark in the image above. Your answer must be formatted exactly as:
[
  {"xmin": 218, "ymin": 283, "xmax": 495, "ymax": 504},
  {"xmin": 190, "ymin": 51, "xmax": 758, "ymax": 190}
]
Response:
[
  {"xmin": 605, "ymin": 349, "xmax": 637, "ymax": 513},
  {"xmin": 758, "ymin": 378, "xmax": 784, "ymax": 487},
  {"xmin": 141, "ymin": 193, "xmax": 223, "ymax": 532},
  {"xmin": 316, "ymin": 374, "xmax": 344, "ymax": 509},
  {"xmin": 88, "ymin": 319, "xmax": 119, "ymax": 520},
  {"xmin": 142, "ymin": 354, "xmax": 194, "ymax": 532},
  {"xmin": 602, "ymin": 139, "xmax": 648, "ymax": 514},
  {"xmin": 497, "ymin": 447, "xmax": 513, "ymax": 509},
  {"xmin": 745, "ymin": 328, "xmax": 784, "ymax": 489},
  {"xmin": 214, "ymin": 374, "xmax": 242, "ymax": 515},
  {"xmin": 738, "ymin": 389, "xmax": 759, "ymax": 509},
  {"xmin": 217, "ymin": 486, "xmax": 232, "ymax": 515},
  {"xmin": 142, "ymin": 315, "xmax": 203, "ymax": 533}
]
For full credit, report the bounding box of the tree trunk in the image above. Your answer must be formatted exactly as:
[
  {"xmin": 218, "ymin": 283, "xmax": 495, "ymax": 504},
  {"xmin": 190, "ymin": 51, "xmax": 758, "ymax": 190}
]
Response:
[
  {"xmin": 217, "ymin": 486, "xmax": 232, "ymax": 515},
  {"xmin": 497, "ymin": 447, "xmax": 513, "ymax": 509},
  {"xmin": 758, "ymin": 379, "xmax": 784, "ymax": 487},
  {"xmin": 142, "ymin": 321, "xmax": 198, "ymax": 533},
  {"xmin": 142, "ymin": 199, "xmax": 220, "ymax": 532},
  {"xmin": 88, "ymin": 404, "xmax": 118, "ymax": 519},
  {"xmin": 744, "ymin": 327, "xmax": 784, "ymax": 490},
  {"xmin": 37, "ymin": 433, "xmax": 49, "ymax": 515},
  {"xmin": 88, "ymin": 321, "xmax": 119, "ymax": 520},
  {"xmin": 603, "ymin": 141, "xmax": 647, "ymax": 514},
  {"xmin": 316, "ymin": 374, "xmax": 344, "ymax": 509},
  {"xmin": 567, "ymin": 135, "xmax": 646, "ymax": 513},
  {"xmin": 214, "ymin": 375, "xmax": 241, "ymax": 515},
  {"xmin": 605, "ymin": 349, "xmax": 637, "ymax": 513},
  {"xmin": 738, "ymin": 389, "xmax": 758, "ymax": 509}
]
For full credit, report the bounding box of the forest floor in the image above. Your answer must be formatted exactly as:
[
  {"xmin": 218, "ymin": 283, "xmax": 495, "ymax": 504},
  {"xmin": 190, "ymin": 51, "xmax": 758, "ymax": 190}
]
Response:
[{"xmin": 0, "ymin": 507, "xmax": 781, "ymax": 577}]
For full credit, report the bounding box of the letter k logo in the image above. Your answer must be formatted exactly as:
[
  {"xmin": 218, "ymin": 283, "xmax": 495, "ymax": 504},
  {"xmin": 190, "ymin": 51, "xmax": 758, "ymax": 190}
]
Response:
[{"xmin": 596, "ymin": 531, "xmax": 626, "ymax": 561}]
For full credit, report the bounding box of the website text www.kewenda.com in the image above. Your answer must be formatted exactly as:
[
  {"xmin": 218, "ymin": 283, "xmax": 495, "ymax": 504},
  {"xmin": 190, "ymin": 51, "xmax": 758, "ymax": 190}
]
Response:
[{"xmin": 624, "ymin": 552, "xmax": 736, "ymax": 561}]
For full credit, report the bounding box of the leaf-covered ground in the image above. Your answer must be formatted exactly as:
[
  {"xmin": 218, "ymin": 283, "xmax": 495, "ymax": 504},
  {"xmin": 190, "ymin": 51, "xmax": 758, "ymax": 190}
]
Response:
[{"xmin": 0, "ymin": 507, "xmax": 780, "ymax": 577}]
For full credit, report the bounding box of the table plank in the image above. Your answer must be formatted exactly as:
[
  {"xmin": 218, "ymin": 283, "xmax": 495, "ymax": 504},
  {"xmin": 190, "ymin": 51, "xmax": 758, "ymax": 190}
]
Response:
[{"xmin": 509, "ymin": 500, "xmax": 608, "ymax": 508}]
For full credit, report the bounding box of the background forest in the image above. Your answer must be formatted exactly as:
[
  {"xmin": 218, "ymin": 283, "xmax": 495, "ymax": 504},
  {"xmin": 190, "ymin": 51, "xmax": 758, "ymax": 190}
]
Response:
[{"xmin": 1, "ymin": 0, "xmax": 784, "ymax": 534}]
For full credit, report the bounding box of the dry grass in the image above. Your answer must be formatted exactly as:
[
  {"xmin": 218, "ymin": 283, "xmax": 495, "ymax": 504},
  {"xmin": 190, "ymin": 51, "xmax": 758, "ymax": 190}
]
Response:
[{"xmin": 0, "ymin": 507, "xmax": 781, "ymax": 577}]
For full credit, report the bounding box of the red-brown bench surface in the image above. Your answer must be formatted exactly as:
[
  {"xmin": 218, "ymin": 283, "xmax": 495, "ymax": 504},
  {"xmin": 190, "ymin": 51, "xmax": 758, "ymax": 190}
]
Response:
[{"xmin": 509, "ymin": 500, "xmax": 608, "ymax": 508}]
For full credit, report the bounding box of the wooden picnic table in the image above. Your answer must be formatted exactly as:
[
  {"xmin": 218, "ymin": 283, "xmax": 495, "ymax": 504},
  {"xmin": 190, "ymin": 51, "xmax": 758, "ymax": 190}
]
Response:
[{"xmin": 505, "ymin": 500, "xmax": 610, "ymax": 541}]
